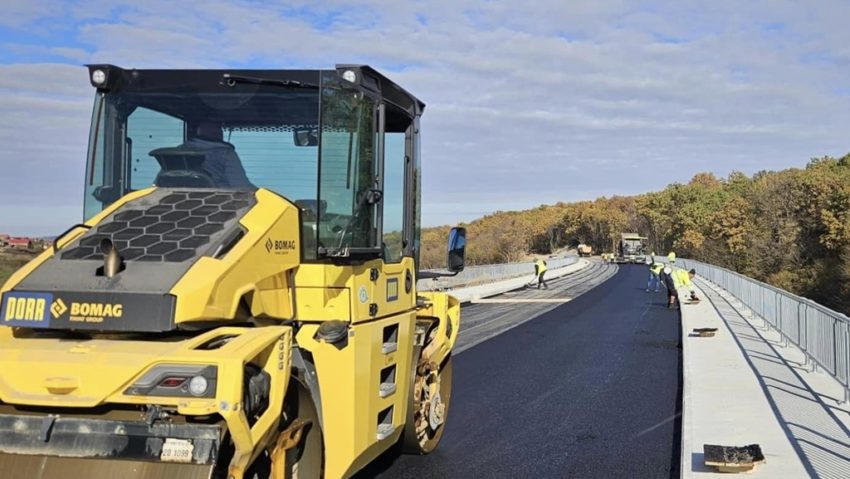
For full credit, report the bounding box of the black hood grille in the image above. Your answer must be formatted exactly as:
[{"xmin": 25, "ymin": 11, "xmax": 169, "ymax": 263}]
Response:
[{"xmin": 62, "ymin": 190, "xmax": 255, "ymax": 263}]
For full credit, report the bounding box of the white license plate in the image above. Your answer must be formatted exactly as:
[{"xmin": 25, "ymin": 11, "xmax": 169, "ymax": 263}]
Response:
[{"xmin": 160, "ymin": 438, "xmax": 194, "ymax": 463}]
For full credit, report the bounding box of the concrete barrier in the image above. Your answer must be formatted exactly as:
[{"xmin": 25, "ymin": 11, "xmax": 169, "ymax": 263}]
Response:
[
  {"xmin": 418, "ymin": 255, "xmax": 579, "ymax": 292},
  {"xmin": 432, "ymin": 258, "xmax": 590, "ymax": 303}
]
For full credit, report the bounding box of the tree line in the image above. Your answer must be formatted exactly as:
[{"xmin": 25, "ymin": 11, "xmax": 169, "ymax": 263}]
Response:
[{"xmin": 420, "ymin": 155, "xmax": 850, "ymax": 314}]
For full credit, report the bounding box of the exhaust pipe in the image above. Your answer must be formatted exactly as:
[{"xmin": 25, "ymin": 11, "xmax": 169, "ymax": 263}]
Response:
[{"xmin": 100, "ymin": 238, "xmax": 123, "ymax": 278}]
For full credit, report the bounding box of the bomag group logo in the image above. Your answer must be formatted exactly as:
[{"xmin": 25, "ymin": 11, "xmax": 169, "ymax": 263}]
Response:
[
  {"xmin": 265, "ymin": 237, "xmax": 297, "ymax": 255},
  {"xmin": 50, "ymin": 298, "xmax": 67, "ymax": 318},
  {"xmin": 68, "ymin": 302, "xmax": 123, "ymax": 324}
]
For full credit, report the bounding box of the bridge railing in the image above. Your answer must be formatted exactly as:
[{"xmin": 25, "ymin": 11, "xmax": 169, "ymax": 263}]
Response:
[
  {"xmin": 418, "ymin": 256, "xmax": 578, "ymax": 291},
  {"xmin": 661, "ymin": 256, "xmax": 850, "ymax": 402}
]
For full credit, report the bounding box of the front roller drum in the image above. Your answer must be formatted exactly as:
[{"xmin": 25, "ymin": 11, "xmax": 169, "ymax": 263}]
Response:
[
  {"xmin": 0, "ymin": 455, "xmax": 215, "ymax": 479},
  {"xmin": 248, "ymin": 382, "xmax": 323, "ymax": 479},
  {"xmin": 0, "ymin": 412, "xmax": 220, "ymax": 479}
]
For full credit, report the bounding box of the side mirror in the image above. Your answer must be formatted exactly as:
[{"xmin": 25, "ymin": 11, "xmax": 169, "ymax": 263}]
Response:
[
  {"xmin": 447, "ymin": 227, "xmax": 466, "ymax": 273},
  {"xmin": 92, "ymin": 185, "xmax": 120, "ymax": 204}
]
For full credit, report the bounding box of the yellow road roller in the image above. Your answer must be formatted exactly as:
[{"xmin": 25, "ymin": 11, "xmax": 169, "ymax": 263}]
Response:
[{"xmin": 0, "ymin": 64, "xmax": 464, "ymax": 479}]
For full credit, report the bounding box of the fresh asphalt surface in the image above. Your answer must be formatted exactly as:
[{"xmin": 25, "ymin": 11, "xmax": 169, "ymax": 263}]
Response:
[{"xmin": 359, "ymin": 263, "xmax": 682, "ymax": 478}]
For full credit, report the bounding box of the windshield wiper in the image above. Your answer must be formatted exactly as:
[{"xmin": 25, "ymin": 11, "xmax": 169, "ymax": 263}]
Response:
[{"xmin": 222, "ymin": 73, "xmax": 318, "ymax": 89}]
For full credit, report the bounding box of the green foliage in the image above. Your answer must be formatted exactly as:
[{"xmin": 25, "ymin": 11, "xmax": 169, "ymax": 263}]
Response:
[
  {"xmin": 0, "ymin": 251, "xmax": 36, "ymax": 286},
  {"xmin": 421, "ymin": 154, "xmax": 850, "ymax": 313}
]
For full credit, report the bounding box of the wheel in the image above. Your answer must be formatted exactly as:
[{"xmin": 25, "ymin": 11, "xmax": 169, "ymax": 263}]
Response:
[
  {"xmin": 402, "ymin": 354, "xmax": 453, "ymax": 454},
  {"xmin": 248, "ymin": 383, "xmax": 323, "ymax": 479}
]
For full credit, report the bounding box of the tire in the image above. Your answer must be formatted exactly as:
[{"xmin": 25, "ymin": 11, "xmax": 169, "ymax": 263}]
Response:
[{"xmin": 401, "ymin": 354, "xmax": 453, "ymax": 454}]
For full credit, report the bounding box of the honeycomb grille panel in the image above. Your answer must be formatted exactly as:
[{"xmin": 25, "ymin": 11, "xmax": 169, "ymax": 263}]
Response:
[{"xmin": 62, "ymin": 190, "xmax": 255, "ymax": 263}]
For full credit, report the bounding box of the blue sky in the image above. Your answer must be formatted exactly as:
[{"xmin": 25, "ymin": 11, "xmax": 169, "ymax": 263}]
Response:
[{"xmin": 2, "ymin": 1, "xmax": 850, "ymax": 236}]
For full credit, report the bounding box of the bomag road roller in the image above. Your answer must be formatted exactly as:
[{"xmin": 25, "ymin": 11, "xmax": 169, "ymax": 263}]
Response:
[{"xmin": 0, "ymin": 64, "xmax": 465, "ymax": 479}]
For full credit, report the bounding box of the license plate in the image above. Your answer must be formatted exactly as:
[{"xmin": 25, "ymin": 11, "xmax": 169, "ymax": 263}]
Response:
[{"xmin": 161, "ymin": 438, "xmax": 194, "ymax": 463}]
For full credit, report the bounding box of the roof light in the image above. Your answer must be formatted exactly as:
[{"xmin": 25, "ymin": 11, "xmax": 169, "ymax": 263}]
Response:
[
  {"xmin": 91, "ymin": 69, "xmax": 107, "ymax": 85},
  {"xmin": 341, "ymin": 70, "xmax": 357, "ymax": 83}
]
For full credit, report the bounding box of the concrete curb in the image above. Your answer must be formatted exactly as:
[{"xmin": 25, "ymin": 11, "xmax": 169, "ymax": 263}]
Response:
[{"xmin": 445, "ymin": 259, "xmax": 590, "ymax": 304}]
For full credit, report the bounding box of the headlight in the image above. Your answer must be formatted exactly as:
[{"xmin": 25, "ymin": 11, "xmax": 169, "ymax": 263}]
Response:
[
  {"xmin": 125, "ymin": 364, "xmax": 217, "ymax": 398},
  {"xmin": 188, "ymin": 375, "xmax": 209, "ymax": 397}
]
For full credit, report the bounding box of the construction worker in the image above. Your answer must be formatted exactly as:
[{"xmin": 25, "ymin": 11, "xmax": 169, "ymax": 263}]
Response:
[
  {"xmin": 534, "ymin": 258, "xmax": 549, "ymax": 289},
  {"xmin": 661, "ymin": 266, "xmax": 677, "ymax": 308},
  {"xmin": 646, "ymin": 259, "xmax": 663, "ymax": 292},
  {"xmin": 664, "ymin": 267, "xmax": 697, "ymax": 309},
  {"xmin": 667, "ymin": 251, "xmax": 676, "ymax": 264}
]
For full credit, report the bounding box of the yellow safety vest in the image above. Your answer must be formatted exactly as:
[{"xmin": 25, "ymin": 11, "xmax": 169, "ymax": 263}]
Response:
[
  {"xmin": 667, "ymin": 251, "xmax": 676, "ymax": 263},
  {"xmin": 672, "ymin": 269, "xmax": 691, "ymax": 289},
  {"xmin": 651, "ymin": 263, "xmax": 663, "ymax": 275},
  {"xmin": 536, "ymin": 260, "xmax": 548, "ymax": 274}
]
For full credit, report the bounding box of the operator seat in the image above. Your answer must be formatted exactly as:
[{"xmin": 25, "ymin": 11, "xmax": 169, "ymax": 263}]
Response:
[
  {"xmin": 151, "ymin": 122, "xmax": 254, "ymax": 188},
  {"xmin": 150, "ymin": 147, "xmax": 216, "ymax": 188}
]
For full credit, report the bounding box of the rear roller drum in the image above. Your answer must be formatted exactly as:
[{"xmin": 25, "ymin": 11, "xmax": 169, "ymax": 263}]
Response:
[{"xmin": 402, "ymin": 354, "xmax": 453, "ymax": 454}]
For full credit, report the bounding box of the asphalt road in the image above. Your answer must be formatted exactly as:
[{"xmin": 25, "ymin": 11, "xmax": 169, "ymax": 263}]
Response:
[
  {"xmin": 454, "ymin": 260, "xmax": 618, "ymax": 353},
  {"xmin": 360, "ymin": 263, "xmax": 682, "ymax": 479}
]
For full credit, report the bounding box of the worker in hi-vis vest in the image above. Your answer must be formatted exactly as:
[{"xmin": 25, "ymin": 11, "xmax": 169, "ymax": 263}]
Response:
[
  {"xmin": 534, "ymin": 258, "xmax": 549, "ymax": 290},
  {"xmin": 647, "ymin": 260, "xmax": 664, "ymax": 293},
  {"xmin": 667, "ymin": 251, "xmax": 676, "ymax": 263},
  {"xmin": 664, "ymin": 267, "xmax": 697, "ymax": 309}
]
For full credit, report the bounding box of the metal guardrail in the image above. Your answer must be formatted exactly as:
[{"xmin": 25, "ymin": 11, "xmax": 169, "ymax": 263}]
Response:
[
  {"xmin": 663, "ymin": 256, "xmax": 850, "ymax": 403},
  {"xmin": 418, "ymin": 256, "xmax": 578, "ymax": 291}
]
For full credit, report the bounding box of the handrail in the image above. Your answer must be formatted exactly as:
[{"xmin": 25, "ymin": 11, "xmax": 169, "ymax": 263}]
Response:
[{"xmin": 660, "ymin": 256, "xmax": 850, "ymax": 402}]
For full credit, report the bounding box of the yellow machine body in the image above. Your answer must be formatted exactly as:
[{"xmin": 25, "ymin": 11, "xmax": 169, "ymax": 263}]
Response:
[
  {"xmin": 0, "ymin": 64, "xmax": 461, "ymax": 479},
  {"xmin": 0, "ymin": 187, "xmax": 460, "ymax": 478}
]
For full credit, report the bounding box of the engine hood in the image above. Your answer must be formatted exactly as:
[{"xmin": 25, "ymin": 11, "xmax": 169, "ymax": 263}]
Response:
[{"xmin": 1, "ymin": 188, "xmax": 301, "ymax": 332}]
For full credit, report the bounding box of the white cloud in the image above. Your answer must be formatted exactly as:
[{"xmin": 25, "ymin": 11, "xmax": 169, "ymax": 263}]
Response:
[
  {"xmin": 0, "ymin": 0, "xmax": 66, "ymax": 28},
  {"xmin": 1, "ymin": 1, "xmax": 850, "ymax": 233}
]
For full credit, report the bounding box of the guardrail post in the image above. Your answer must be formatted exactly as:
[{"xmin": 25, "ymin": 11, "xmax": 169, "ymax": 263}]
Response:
[
  {"xmin": 842, "ymin": 325, "xmax": 850, "ymax": 404},
  {"xmin": 794, "ymin": 297, "xmax": 800, "ymax": 350},
  {"xmin": 833, "ymin": 320, "xmax": 839, "ymax": 383},
  {"xmin": 780, "ymin": 296, "xmax": 787, "ymax": 346}
]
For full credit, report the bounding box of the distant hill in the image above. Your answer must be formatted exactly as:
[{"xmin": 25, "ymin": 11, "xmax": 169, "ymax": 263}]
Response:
[{"xmin": 421, "ymin": 154, "xmax": 850, "ymax": 314}]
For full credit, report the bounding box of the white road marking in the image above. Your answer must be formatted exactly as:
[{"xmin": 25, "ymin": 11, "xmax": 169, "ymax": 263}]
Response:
[{"xmin": 470, "ymin": 298, "xmax": 573, "ymax": 304}]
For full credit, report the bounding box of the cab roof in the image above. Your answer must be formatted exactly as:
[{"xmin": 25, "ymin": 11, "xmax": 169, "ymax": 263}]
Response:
[{"xmin": 85, "ymin": 64, "xmax": 425, "ymax": 120}]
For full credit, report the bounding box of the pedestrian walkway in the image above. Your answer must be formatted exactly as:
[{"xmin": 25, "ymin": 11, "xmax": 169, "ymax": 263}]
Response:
[{"xmin": 682, "ymin": 278, "xmax": 850, "ymax": 478}]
